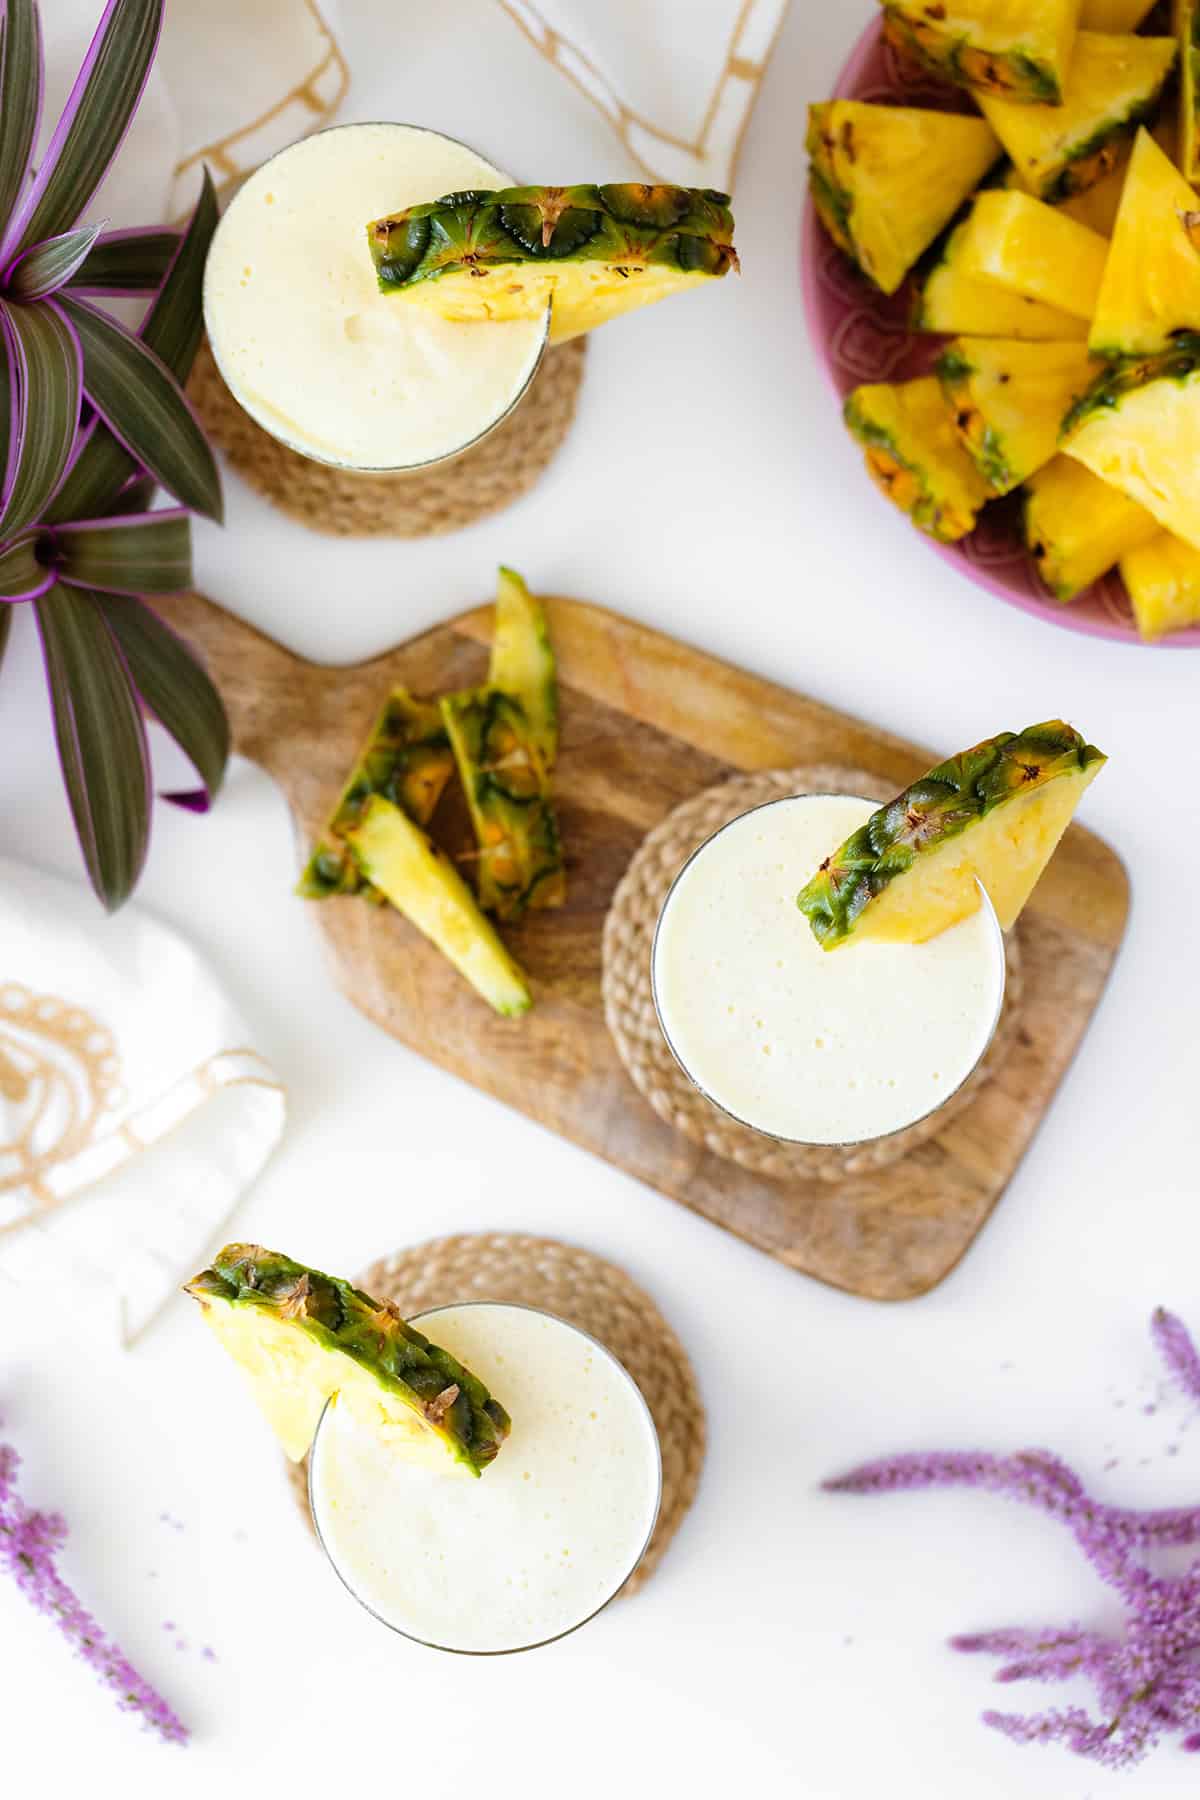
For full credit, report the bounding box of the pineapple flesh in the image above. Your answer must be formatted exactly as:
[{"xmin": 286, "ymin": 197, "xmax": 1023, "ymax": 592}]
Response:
[
  {"xmin": 1178, "ymin": 1, "xmax": 1200, "ymax": 182},
  {"xmin": 344, "ymin": 794, "xmax": 532, "ymax": 1016},
  {"xmin": 880, "ymin": 0, "xmax": 1082, "ymax": 104},
  {"xmin": 1024, "ymin": 455, "xmax": 1159, "ymax": 599},
  {"xmin": 914, "ymin": 215, "xmax": 1089, "ymax": 338},
  {"xmin": 797, "ymin": 723, "xmax": 1106, "ymax": 949},
  {"xmin": 297, "ymin": 690, "xmax": 454, "ymax": 900},
  {"xmin": 808, "ymin": 101, "xmax": 1000, "ymax": 295},
  {"xmin": 184, "ymin": 1243, "xmax": 511, "ymax": 1474},
  {"xmin": 1089, "ymin": 128, "xmax": 1200, "ymax": 358},
  {"xmin": 1062, "ymin": 339, "xmax": 1200, "ymax": 549},
  {"xmin": 441, "ymin": 689, "xmax": 566, "ymax": 920},
  {"xmin": 937, "ymin": 337, "xmax": 1099, "ymax": 494},
  {"xmin": 956, "ymin": 189, "xmax": 1109, "ymax": 318},
  {"xmin": 368, "ymin": 183, "xmax": 738, "ymax": 342},
  {"xmin": 845, "ymin": 377, "xmax": 992, "ymax": 541},
  {"xmin": 489, "ymin": 567, "xmax": 558, "ymax": 772},
  {"xmin": 1120, "ymin": 529, "xmax": 1200, "ymax": 637},
  {"xmin": 978, "ymin": 31, "xmax": 1177, "ymax": 203},
  {"xmin": 1082, "ymin": 0, "xmax": 1158, "ymax": 25}
]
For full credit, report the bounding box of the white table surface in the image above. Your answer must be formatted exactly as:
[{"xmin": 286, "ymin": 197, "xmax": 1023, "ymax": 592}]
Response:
[{"xmin": 3, "ymin": 2, "xmax": 1199, "ymax": 1794}]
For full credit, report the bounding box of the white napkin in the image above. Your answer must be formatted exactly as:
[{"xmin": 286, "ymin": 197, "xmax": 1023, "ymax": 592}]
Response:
[{"xmin": 0, "ymin": 861, "xmax": 286, "ymax": 1344}]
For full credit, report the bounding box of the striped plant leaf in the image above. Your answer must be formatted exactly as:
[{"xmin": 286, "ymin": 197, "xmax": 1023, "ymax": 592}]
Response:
[
  {"xmin": 6, "ymin": 222, "xmax": 104, "ymax": 302},
  {"xmin": 4, "ymin": 0, "xmax": 163, "ymax": 262},
  {"xmin": 0, "ymin": 318, "xmax": 11, "ymax": 509},
  {"xmin": 94, "ymin": 591, "xmax": 229, "ymax": 807},
  {"xmin": 64, "ymin": 226, "xmax": 178, "ymax": 296},
  {"xmin": 55, "ymin": 508, "xmax": 191, "ymax": 595},
  {"xmin": 35, "ymin": 582, "xmax": 151, "ymax": 911},
  {"xmin": 0, "ymin": 297, "xmax": 82, "ymax": 536},
  {"xmin": 0, "ymin": 530, "xmax": 53, "ymax": 601},
  {"xmin": 59, "ymin": 296, "xmax": 222, "ymax": 523},
  {"xmin": 0, "ymin": 0, "xmax": 42, "ymax": 234},
  {"xmin": 45, "ymin": 172, "xmax": 218, "ymax": 525},
  {"xmin": 0, "ymin": 596, "xmax": 11, "ymax": 675}
]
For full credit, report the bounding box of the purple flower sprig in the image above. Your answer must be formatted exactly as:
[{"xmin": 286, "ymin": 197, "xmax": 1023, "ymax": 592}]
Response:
[
  {"xmin": 825, "ymin": 1310, "xmax": 1200, "ymax": 1770},
  {"xmin": 0, "ymin": 1436, "xmax": 187, "ymax": 1745}
]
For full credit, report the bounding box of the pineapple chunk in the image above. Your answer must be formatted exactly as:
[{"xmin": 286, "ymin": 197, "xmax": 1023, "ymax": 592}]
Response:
[
  {"xmin": 1120, "ymin": 529, "xmax": 1200, "ymax": 637},
  {"xmin": 937, "ymin": 338, "xmax": 1099, "ymax": 494},
  {"xmin": 489, "ymin": 567, "xmax": 558, "ymax": 772},
  {"xmin": 297, "ymin": 689, "xmax": 454, "ymax": 900},
  {"xmin": 1024, "ymin": 456, "xmax": 1159, "ymax": 599},
  {"xmin": 807, "ymin": 102, "xmax": 1000, "ymax": 295},
  {"xmin": 1082, "ymin": 0, "xmax": 1158, "ymax": 24},
  {"xmin": 914, "ymin": 216, "xmax": 1089, "ymax": 338},
  {"xmin": 978, "ymin": 32, "xmax": 1177, "ymax": 202},
  {"xmin": 797, "ymin": 723, "xmax": 1106, "ymax": 949},
  {"xmin": 1063, "ymin": 340, "xmax": 1200, "ymax": 550},
  {"xmin": 185, "ymin": 1244, "xmax": 510, "ymax": 1474},
  {"xmin": 956, "ymin": 189, "xmax": 1109, "ymax": 318},
  {"xmin": 1178, "ymin": 1, "xmax": 1200, "ymax": 182},
  {"xmin": 880, "ymin": 0, "xmax": 1082, "ymax": 104},
  {"xmin": 344, "ymin": 794, "xmax": 532, "ymax": 1016},
  {"xmin": 441, "ymin": 689, "xmax": 565, "ymax": 919},
  {"xmin": 1090, "ymin": 128, "xmax": 1200, "ymax": 358},
  {"xmin": 368, "ymin": 183, "xmax": 737, "ymax": 342},
  {"xmin": 1054, "ymin": 152, "xmax": 1127, "ymax": 233},
  {"xmin": 844, "ymin": 377, "xmax": 992, "ymax": 542}
]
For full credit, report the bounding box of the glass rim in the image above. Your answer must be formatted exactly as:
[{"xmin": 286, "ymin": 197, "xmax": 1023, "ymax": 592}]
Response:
[
  {"xmin": 202, "ymin": 119, "xmax": 551, "ymax": 475},
  {"xmin": 307, "ymin": 1299, "xmax": 664, "ymax": 1657},
  {"xmin": 649, "ymin": 790, "xmax": 1008, "ymax": 1151}
]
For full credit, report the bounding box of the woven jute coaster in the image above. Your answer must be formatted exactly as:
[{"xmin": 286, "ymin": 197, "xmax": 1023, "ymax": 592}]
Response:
[
  {"xmin": 602, "ymin": 765, "xmax": 1024, "ymax": 1185},
  {"xmin": 285, "ymin": 1232, "xmax": 704, "ymax": 1596},
  {"xmin": 187, "ymin": 334, "xmax": 587, "ymax": 538}
]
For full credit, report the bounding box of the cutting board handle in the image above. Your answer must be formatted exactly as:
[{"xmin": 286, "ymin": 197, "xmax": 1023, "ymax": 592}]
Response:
[{"xmin": 154, "ymin": 592, "xmax": 311, "ymax": 779}]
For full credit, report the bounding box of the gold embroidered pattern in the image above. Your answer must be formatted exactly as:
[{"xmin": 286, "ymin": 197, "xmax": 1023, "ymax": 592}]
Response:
[{"xmin": 0, "ymin": 985, "xmax": 123, "ymax": 1206}]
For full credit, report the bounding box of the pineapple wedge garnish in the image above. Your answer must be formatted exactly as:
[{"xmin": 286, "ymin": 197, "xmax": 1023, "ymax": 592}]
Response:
[
  {"xmin": 808, "ymin": 101, "xmax": 1000, "ymax": 295},
  {"xmin": 489, "ymin": 567, "xmax": 558, "ymax": 772},
  {"xmin": 977, "ymin": 31, "xmax": 1176, "ymax": 203},
  {"xmin": 343, "ymin": 795, "xmax": 532, "ymax": 1016},
  {"xmin": 297, "ymin": 689, "xmax": 454, "ymax": 900},
  {"xmin": 880, "ymin": 0, "xmax": 1082, "ymax": 105},
  {"xmin": 1062, "ymin": 339, "xmax": 1200, "ymax": 550},
  {"xmin": 185, "ymin": 1244, "xmax": 511, "ymax": 1474},
  {"xmin": 797, "ymin": 723, "xmax": 1106, "ymax": 949},
  {"xmin": 441, "ymin": 689, "xmax": 565, "ymax": 920},
  {"xmin": 368, "ymin": 183, "xmax": 738, "ymax": 343},
  {"xmin": 1089, "ymin": 128, "xmax": 1200, "ymax": 359},
  {"xmin": 915, "ymin": 215, "xmax": 1088, "ymax": 340},
  {"xmin": 1121, "ymin": 530, "xmax": 1200, "ymax": 638},
  {"xmin": 937, "ymin": 338, "xmax": 1099, "ymax": 494},
  {"xmin": 1024, "ymin": 456, "xmax": 1159, "ymax": 600},
  {"xmin": 956, "ymin": 189, "xmax": 1109, "ymax": 319},
  {"xmin": 844, "ymin": 377, "xmax": 992, "ymax": 543}
]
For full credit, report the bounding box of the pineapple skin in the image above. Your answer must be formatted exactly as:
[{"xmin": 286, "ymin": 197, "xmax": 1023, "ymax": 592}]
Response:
[
  {"xmin": 881, "ymin": 0, "xmax": 1081, "ymax": 104},
  {"xmin": 1024, "ymin": 455, "xmax": 1159, "ymax": 599},
  {"xmin": 808, "ymin": 102, "xmax": 1000, "ymax": 296},
  {"xmin": 937, "ymin": 337, "xmax": 1099, "ymax": 494},
  {"xmin": 345, "ymin": 795, "xmax": 532, "ymax": 1017},
  {"xmin": 1178, "ymin": 1, "xmax": 1200, "ymax": 182},
  {"xmin": 1062, "ymin": 338, "xmax": 1200, "ymax": 550},
  {"xmin": 844, "ymin": 377, "xmax": 992, "ymax": 543},
  {"xmin": 977, "ymin": 33, "xmax": 1178, "ymax": 203},
  {"xmin": 185, "ymin": 1244, "xmax": 511, "ymax": 1475},
  {"xmin": 1121, "ymin": 529, "xmax": 1200, "ymax": 637},
  {"xmin": 441, "ymin": 688, "xmax": 566, "ymax": 920},
  {"xmin": 298, "ymin": 690, "xmax": 453, "ymax": 900},
  {"xmin": 368, "ymin": 183, "xmax": 737, "ymax": 339},
  {"xmin": 797, "ymin": 723, "xmax": 1106, "ymax": 949}
]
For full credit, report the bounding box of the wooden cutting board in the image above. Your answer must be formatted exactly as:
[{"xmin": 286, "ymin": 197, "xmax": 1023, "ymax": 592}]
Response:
[{"xmin": 158, "ymin": 592, "xmax": 1129, "ymax": 1300}]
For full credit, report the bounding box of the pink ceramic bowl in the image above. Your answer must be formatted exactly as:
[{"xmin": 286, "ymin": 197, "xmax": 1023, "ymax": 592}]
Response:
[{"xmin": 800, "ymin": 18, "xmax": 1200, "ymax": 650}]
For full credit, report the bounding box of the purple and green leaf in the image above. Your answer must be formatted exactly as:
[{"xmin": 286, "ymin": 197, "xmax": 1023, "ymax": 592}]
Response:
[
  {"xmin": 94, "ymin": 591, "xmax": 228, "ymax": 807},
  {"xmin": 0, "ymin": 297, "xmax": 81, "ymax": 536},
  {"xmin": 6, "ymin": 222, "xmax": 104, "ymax": 302},
  {"xmin": 0, "ymin": 529, "xmax": 53, "ymax": 601},
  {"xmin": 58, "ymin": 296, "xmax": 222, "ymax": 523},
  {"xmin": 64, "ymin": 226, "xmax": 178, "ymax": 296},
  {"xmin": 4, "ymin": 0, "xmax": 163, "ymax": 262},
  {"xmin": 34, "ymin": 582, "xmax": 151, "ymax": 910},
  {"xmin": 54, "ymin": 508, "xmax": 191, "ymax": 596},
  {"xmin": 0, "ymin": 0, "xmax": 43, "ymax": 235}
]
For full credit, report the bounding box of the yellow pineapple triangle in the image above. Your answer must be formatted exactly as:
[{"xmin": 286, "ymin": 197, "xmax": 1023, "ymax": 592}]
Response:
[{"xmin": 1090, "ymin": 128, "xmax": 1200, "ymax": 358}]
